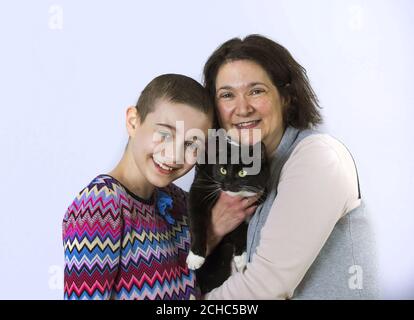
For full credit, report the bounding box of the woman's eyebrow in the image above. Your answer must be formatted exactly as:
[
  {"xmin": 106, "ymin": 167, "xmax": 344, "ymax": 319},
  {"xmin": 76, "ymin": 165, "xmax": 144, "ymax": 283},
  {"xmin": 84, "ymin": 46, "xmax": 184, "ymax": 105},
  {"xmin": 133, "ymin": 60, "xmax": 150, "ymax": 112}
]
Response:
[
  {"xmin": 217, "ymin": 85, "xmax": 233, "ymax": 91},
  {"xmin": 217, "ymin": 82, "xmax": 269, "ymax": 91},
  {"xmin": 249, "ymin": 82, "xmax": 268, "ymax": 87}
]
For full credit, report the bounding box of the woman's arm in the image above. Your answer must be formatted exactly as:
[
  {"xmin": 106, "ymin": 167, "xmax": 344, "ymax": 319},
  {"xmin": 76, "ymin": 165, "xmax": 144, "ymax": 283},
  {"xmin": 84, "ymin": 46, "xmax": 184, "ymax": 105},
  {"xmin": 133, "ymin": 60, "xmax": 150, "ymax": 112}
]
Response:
[
  {"xmin": 206, "ymin": 192, "xmax": 259, "ymax": 256},
  {"xmin": 205, "ymin": 134, "xmax": 361, "ymax": 299},
  {"xmin": 63, "ymin": 187, "xmax": 122, "ymax": 300}
]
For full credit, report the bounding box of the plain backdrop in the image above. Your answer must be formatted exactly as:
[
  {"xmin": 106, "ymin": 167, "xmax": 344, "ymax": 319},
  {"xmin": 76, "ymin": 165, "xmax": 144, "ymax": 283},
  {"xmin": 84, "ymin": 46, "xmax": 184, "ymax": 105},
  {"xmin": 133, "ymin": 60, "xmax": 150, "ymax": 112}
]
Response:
[{"xmin": 0, "ymin": 0, "xmax": 413, "ymax": 299}]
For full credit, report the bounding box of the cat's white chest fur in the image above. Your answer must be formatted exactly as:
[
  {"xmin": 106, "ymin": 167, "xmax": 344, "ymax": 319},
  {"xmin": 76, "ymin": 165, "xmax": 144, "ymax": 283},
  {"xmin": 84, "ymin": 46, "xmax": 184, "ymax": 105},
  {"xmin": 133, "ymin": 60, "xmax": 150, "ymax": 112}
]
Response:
[
  {"xmin": 232, "ymin": 251, "xmax": 248, "ymax": 273},
  {"xmin": 224, "ymin": 191, "xmax": 257, "ymax": 197},
  {"xmin": 186, "ymin": 251, "xmax": 205, "ymax": 270}
]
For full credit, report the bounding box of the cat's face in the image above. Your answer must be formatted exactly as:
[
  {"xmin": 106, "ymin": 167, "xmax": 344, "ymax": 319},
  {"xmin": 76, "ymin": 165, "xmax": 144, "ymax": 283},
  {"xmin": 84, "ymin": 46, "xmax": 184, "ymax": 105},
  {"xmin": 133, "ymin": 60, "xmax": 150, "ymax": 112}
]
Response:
[{"xmin": 198, "ymin": 140, "xmax": 269, "ymax": 197}]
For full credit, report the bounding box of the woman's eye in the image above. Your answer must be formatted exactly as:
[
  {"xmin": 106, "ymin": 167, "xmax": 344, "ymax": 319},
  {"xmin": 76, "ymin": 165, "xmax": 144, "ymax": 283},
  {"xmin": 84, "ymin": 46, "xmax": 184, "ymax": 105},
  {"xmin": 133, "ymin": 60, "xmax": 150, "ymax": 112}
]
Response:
[
  {"xmin": 238, "ymin": 169, "xmax": 247, "ymax": 177},
  {"xmin": 219, "ymin": 92, "xmax": 234, "ymax": 99},
  {"xmin": 251, "ymin": 88, "xmax": 265, "ymax": 95},
  {"xmin": 219, "ymin": 167, "xmax": 227, "ymax": 175}
]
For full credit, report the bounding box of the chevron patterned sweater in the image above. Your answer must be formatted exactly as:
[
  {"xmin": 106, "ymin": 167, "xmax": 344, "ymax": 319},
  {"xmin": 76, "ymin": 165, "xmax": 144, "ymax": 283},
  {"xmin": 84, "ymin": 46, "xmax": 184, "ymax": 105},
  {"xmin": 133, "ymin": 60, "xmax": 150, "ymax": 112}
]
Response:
[{"xmin": 62, "ymin": 174, "xmax": 197, "ymax": 300}]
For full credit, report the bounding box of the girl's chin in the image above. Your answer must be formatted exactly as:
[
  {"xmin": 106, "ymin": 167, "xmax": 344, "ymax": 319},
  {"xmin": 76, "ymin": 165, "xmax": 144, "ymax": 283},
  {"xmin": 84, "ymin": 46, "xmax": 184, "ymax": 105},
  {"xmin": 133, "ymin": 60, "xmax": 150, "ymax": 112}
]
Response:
[{"xmin": 146, "ymin": 173, "xmax": 172, "ymax": 188}]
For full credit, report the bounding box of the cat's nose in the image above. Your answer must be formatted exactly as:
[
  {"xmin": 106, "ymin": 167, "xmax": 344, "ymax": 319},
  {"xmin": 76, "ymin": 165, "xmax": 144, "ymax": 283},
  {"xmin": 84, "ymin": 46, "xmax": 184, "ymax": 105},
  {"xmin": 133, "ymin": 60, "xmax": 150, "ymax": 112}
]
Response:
[{"xmin": 222, "ymin": 183, "xmax": 234, "ymax": 191}]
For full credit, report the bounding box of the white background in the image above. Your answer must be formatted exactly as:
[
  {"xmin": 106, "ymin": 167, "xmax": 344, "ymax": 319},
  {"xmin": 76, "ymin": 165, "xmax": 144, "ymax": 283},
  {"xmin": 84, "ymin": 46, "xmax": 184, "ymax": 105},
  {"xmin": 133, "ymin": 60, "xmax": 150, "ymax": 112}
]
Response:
[{"xmin": 0, "ymin": 0, "xmax": 413, "ymax": 299}]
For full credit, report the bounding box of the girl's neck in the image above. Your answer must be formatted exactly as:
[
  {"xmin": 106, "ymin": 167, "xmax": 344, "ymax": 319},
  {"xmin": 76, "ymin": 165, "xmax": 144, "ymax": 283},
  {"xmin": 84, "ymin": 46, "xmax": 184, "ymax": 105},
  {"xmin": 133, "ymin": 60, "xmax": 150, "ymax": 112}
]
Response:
[{"xmin": 108, "ymin": 149, "xmax": 154, "ymax": 200}]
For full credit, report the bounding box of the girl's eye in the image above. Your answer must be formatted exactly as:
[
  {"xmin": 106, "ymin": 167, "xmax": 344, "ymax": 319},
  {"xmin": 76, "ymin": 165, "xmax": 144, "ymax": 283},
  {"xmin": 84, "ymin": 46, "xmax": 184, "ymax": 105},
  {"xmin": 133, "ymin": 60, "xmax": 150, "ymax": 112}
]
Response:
[
  {"xmin": 158, "ymin": 131, "xmax": 172, "ymax": 141},
  {"xmin": 220, "ymin": 167, "xmax": 227, "ymax": 175},
  {"xmin": 238, "ymin": 169, "xmax": 247, "ymax": 177}
]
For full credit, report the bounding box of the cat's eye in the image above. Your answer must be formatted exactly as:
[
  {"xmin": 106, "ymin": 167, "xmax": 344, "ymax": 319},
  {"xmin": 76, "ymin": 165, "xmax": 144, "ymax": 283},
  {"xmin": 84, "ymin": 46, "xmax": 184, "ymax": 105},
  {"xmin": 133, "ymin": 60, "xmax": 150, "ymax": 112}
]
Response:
[
  {"xmin": 219, "ymin": 167, "xmax": 227, "ymax": 175},
  {"xmin": 238, "ymin": 169, "xmax": 247, "ymax": 177}
]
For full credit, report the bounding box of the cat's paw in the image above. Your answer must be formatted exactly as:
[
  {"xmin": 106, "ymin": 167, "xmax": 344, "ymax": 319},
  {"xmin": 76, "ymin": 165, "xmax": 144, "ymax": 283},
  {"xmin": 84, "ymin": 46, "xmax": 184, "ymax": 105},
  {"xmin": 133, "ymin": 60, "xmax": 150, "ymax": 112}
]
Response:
[
  {"xmin": 186, "ymin": 251, "xmax": 205, "ymax": 270},
  {"xmin": 233, "ymin": 252, "xmax": 247, "ymax": 272}
]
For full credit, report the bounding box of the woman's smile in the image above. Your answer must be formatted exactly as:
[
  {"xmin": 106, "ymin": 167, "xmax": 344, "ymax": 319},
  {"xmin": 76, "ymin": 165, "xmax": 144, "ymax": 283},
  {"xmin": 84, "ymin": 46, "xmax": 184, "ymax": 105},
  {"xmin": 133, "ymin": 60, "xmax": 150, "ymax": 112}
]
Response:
[{"xmin": 233, "ymin": 119, "xmax": 261, "ymax": 129}]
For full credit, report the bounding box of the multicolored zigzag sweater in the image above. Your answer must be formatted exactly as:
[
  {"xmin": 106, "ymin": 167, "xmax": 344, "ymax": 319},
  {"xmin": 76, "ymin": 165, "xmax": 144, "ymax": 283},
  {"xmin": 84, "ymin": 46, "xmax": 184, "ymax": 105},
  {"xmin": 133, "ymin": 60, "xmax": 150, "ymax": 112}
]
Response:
[{"xmin": 62, "ymin": 174, "xmax": 197, "ymax": 300}]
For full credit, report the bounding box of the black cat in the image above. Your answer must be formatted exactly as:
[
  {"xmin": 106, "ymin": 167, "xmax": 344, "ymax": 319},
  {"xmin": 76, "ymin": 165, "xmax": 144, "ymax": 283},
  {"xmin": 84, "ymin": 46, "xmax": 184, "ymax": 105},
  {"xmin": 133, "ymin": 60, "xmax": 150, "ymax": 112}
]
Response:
[{"xmin": 186, "ymin": 137, "xmax": 269, "ymax": 294}]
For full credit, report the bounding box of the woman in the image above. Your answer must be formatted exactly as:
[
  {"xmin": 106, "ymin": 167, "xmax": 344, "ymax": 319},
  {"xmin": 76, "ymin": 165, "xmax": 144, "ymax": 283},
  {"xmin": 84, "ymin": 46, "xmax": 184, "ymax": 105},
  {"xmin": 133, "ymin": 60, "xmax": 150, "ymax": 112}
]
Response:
[{"xmin": 203, "ymin": 35, "xmax": 380, "ymax": 299}]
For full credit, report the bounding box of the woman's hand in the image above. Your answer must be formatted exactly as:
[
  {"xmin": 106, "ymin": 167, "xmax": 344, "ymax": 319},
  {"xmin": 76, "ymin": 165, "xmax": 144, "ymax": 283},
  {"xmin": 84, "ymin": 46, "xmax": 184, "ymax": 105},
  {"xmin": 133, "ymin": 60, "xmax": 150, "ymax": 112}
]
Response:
[{"xmin": 206, "ymin": 192, "xmax": 259, "ymax": 256}]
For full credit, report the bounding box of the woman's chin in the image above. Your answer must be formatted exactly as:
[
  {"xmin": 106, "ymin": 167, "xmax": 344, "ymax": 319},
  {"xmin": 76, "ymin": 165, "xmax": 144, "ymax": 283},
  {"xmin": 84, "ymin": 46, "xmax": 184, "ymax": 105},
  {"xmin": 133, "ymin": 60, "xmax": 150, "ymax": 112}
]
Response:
[{"xmin": 225, "ymin": 126, "xmax": 263, "ymax": 146}]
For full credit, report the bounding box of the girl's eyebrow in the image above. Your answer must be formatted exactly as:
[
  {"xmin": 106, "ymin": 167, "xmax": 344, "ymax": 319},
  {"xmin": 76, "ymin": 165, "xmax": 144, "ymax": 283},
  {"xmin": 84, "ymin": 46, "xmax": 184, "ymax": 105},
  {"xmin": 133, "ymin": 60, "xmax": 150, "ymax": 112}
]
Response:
[{"xmin": 156, "ymin": 123, "xmax": 176, "ymax": 131}]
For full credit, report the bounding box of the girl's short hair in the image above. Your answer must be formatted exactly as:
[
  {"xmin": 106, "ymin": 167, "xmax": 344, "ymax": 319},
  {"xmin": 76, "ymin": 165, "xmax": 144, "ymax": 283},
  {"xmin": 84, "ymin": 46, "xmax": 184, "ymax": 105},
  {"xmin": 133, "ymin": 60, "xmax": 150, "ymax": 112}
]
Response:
[
  {"xmin": 136, "ymin": 73, "xmax": 212, "ymax": 123},
  {"xmin": 203, "ymin": 34, "xmax": 323, "ymax": 129}
]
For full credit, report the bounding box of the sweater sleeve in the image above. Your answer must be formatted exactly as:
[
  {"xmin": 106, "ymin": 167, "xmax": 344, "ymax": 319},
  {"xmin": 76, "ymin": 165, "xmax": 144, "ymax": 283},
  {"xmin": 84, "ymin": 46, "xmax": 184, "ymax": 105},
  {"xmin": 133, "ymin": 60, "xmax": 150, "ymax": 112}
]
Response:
[
  {"xmin": 62, "ymin": 184, "xmax": 123, "ymax": 300},
  {"xmin": 205, "ymin": 134, "xmax": 361, "ymax": 299}
]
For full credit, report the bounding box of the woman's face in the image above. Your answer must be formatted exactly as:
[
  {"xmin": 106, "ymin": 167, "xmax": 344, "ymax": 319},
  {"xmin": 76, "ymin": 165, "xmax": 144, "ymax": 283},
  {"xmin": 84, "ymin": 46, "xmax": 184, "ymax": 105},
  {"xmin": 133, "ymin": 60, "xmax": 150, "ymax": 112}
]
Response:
[{"xmin": 215, "ymin": 59, "xmax": 286, "ymax": 155}]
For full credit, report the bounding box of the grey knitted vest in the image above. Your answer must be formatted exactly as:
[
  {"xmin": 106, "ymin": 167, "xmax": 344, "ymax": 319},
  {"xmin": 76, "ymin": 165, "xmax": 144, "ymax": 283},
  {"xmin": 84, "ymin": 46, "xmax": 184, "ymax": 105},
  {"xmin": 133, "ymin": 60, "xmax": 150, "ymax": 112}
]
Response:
[{"xmin": 246, "ymin": 126, "xmax": 380, "ymax": 299}]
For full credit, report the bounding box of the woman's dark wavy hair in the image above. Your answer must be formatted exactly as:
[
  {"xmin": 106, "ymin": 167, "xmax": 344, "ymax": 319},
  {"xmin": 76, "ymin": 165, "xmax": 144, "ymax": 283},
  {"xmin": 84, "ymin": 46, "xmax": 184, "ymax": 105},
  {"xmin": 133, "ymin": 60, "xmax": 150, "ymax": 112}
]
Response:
[{"xmin": 203, "ymin": 34, "xmax": 322, "ymax": 130}]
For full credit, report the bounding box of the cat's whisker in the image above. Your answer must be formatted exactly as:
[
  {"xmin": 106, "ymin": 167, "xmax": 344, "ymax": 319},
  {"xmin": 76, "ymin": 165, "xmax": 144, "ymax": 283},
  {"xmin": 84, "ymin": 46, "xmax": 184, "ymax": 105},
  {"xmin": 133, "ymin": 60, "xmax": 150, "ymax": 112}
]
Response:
[
  {"xmin": 192, "ymin": 179, "xmax": 219, "ymax": 185},
  {"xmin": 241, "ymin": 186, "xmax": 264, "ymax": 193},
  {"xmin": 202, "ymin": 187, "xmax": 221, "ymax": 202},
  {"xmin": 192, "ymin": 179, "xmax": 220, "ymax": 189},
  {"xmin": 191, "ymin": 185, "xmax": 219, "ymax": 190},
  {"xmin": 194, "ymin": 179, "xmax": 220, "ymax": 184},
  {"xmin": 197, "ymin": 173, "xmax": 217, "ymax": 183}
]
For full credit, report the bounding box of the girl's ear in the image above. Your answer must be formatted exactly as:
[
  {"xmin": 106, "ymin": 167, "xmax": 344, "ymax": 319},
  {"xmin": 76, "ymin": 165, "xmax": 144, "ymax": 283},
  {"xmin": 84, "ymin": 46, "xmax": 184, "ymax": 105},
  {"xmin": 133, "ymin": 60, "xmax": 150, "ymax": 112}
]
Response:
[{"xmin": 126, "ymin": 106, "xmax": 140, "ymax": 137}]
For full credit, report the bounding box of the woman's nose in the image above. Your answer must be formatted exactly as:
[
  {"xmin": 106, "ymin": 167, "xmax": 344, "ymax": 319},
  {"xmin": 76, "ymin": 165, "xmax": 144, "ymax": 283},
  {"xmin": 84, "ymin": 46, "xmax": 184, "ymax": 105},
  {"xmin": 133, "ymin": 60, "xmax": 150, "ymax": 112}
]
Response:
[{"xmin": 235, "ymin": 96, "xmax": 254, "ymax": 117}]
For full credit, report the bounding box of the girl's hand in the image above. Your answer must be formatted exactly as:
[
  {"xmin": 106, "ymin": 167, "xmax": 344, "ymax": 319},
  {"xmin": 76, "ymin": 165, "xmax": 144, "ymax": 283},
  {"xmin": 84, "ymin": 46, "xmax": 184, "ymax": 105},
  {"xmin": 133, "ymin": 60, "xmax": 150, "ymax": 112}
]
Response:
[{"xmin": 206, "ymin": 191, "xmax": 259, "ymax": 255}]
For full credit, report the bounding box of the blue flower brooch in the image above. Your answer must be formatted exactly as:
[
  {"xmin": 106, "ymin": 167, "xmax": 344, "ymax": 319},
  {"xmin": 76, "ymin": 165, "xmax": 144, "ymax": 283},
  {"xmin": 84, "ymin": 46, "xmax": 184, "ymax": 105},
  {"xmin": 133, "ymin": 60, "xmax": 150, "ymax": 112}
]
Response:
[{"xmin": 156, "ymin": 190, "xmax": 175, "ymax": 225}]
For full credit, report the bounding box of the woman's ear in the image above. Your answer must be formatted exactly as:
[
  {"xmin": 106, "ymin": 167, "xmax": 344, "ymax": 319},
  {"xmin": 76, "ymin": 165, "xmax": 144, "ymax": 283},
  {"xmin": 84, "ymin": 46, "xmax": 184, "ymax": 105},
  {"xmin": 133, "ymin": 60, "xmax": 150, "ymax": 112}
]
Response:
[
  {"xmin": 281, "ymin": 94, "xmax": 291, "ymax": 108},
  {"xmin": 126, "ymin": 106, "xmax": 139, "ymax": 137}
]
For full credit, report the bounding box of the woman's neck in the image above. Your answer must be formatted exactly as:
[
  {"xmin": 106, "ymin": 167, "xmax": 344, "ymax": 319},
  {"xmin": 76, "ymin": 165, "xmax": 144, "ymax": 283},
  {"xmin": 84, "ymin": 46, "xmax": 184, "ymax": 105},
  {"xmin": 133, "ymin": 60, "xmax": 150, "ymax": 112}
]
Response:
[
  {"xmin": 108, "ymin": 149, "xmax": 154, "ymax": 200},
  {"xmin": 264, "ymin": 125, "xmax": 286, "ymax": 158}
]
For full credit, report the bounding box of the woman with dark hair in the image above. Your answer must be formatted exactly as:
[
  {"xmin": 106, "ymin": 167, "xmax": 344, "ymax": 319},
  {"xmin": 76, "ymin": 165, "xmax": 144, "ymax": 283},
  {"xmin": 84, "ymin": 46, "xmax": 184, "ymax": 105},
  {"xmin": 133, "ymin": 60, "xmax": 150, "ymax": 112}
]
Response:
[{"xmin": 203, "ymin": 34, "xmax": 380, "ymax": 299}]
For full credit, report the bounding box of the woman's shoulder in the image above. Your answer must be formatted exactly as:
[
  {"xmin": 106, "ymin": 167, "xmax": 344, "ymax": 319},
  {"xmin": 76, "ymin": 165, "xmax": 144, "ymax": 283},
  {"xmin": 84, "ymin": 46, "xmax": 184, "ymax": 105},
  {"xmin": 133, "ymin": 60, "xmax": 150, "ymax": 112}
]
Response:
[
  {"xmin": 289, "ymin": 133, "xmax": 357, "ymax": 173},
  {"xmin": 293, "ymin": 132, "xmax": 350, "ymax": 156},
  {"xmin": 283, "ymin": 132, "xmax": 361, "ymax": 213}
]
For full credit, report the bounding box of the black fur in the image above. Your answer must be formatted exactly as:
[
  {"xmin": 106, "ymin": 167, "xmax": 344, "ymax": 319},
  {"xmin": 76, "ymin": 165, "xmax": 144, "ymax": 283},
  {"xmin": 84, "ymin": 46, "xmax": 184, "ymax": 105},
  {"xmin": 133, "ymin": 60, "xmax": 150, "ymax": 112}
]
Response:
[{"xmin": 187, "ymin": 139, "xmax": 269, "ymax": 293}]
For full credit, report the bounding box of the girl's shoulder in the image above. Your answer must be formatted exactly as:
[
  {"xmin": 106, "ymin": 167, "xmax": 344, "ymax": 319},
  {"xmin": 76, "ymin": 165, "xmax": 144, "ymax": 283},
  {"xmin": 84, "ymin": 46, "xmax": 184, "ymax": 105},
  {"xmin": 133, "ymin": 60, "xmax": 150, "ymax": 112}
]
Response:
[
  {"xmin": 63, "ymin": 174, "xmax": 124, "ymax": 223},
  {"xmin": 162, "ymin": 182, "xmax": 188, "ymax": 198},
  {"xmin": 159, "ymin": 183, "xmax": 189, "ymax": 218}
]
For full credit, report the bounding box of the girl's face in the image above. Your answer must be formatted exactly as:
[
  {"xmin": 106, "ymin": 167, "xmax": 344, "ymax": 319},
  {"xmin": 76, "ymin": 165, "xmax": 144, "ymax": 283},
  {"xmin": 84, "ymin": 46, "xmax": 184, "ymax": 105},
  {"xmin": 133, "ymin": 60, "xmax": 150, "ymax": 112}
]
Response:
[
  {"xmin": 215, "ymin": 59, "xmax": 286, "ymax": 155},
  {"xmin": 127, "ymin": 100, "xmax": 212, "ymax": 188}
]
